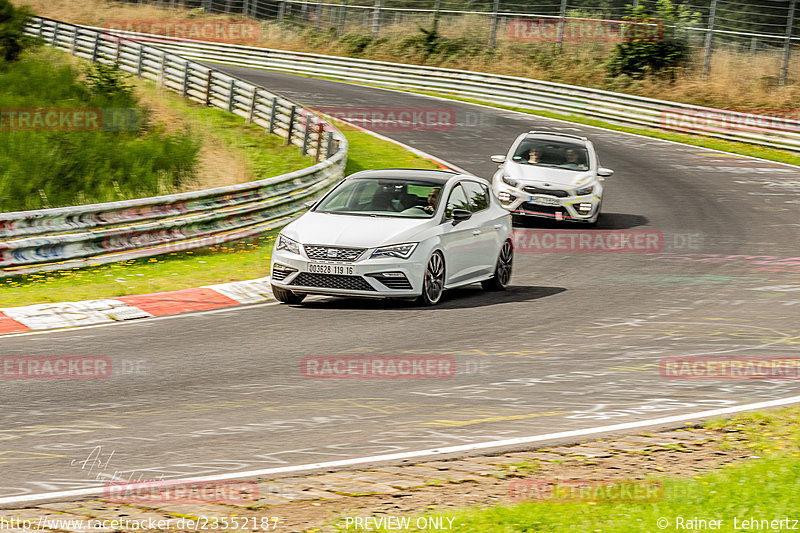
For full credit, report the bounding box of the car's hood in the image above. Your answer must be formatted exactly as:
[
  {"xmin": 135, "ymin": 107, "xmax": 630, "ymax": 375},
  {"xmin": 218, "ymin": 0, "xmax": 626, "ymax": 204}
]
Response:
[
  {"xmin": 506, "ymin": 163, "xmax": 594, "ymax": 188},
  {"xmin": 283, "ymin": 211, "xmax": 432, "ymax": 248}
]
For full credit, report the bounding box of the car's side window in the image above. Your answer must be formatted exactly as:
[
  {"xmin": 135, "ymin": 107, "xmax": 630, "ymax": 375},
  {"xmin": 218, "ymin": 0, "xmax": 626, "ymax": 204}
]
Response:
[
  {"xmin": 445, "ymin": 184, "xmax": 469, "ymax": 219},
  {"xmin": 463, "ymin": 181, "xmax": 490, "ymax": 213}
]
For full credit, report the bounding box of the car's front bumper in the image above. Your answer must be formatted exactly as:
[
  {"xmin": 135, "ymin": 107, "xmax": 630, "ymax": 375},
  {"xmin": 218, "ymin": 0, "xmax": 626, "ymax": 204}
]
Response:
[
  {"xmin": 496, "ymin": 187, "xmax": 601, "ymax": 222},
  {"xmin": 270, "ymin": 249, "xmax": 426, "ymax": 298}
]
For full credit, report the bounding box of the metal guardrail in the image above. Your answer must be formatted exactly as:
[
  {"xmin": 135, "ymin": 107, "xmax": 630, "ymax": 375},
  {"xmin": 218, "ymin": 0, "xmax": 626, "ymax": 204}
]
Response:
[
  {"xmin": 1, "ymin": 17, "xmax": 347, "ymax": 275},
  {"xmin": 94, "ymin": 28, "xmax": 800, "ymax": 154}
]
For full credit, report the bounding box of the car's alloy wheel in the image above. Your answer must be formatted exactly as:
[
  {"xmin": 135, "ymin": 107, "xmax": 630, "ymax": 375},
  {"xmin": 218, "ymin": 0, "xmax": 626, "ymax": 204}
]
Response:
[
  {"xmin": 271, "ymin": 285, "xmax": 307, "ymax": 305},
  {"xmin": 482, "ymin": 240, "xmax": 513, "ymax": 291},
  {"xmin": 417, "ymin": 252, "xmax": 445, "ymax": 306}
]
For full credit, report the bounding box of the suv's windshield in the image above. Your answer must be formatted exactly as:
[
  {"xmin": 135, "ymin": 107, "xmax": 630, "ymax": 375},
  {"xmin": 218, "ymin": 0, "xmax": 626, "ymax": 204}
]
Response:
[
  {"xmin": 512, "ymin": 140, "xmax": 590, "ymax": 171},
  {"xmin": 314, "ymin": 179, "xmax": 444, "ymax": 218}
]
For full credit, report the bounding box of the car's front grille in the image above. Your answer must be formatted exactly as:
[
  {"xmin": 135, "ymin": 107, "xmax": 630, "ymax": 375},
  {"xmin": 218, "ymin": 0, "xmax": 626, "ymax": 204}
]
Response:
[
  {"xmin": 271, "ymin": 269, "xmax": 289, "ymax": 281},
  {"xmin": 291, "ymin": 273, "xmax": 376, "ymax": 291},
  {"xmin": 516, "ymin": 204, "xmax": 574, "ymax": 219},
  {"xmin": 304, "ymin": 246, "xmax": 365, "ymax": 262},
  {"xmin": 523, "ymin": 186, "xmax": 569, "ymax": 198}
]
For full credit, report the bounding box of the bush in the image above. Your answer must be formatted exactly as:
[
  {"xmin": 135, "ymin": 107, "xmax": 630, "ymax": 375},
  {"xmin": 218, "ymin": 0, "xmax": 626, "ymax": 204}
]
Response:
[{"xmin": 0, "ymin": 0, "xmax": 30, "ymax": 62}]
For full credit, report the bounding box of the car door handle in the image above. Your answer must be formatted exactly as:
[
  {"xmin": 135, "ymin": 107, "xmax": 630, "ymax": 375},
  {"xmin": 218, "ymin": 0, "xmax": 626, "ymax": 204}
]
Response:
[
  {"xmin": 472, "ymin": 230, "xmax": 481, "ymax": 236},
  {"xmin": 493, "ymin": 224, "xmax": 502, "ymax": 230}
]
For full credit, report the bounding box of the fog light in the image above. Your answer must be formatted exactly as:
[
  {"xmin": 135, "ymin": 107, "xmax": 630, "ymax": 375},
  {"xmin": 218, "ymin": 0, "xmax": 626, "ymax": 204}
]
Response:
[
  {"xmin": 380, "ymin": 272, "xmax": 405, "ymax": 277},
  {"xmin": 578, "ymin": 203, "xmax": 593, "ymax": 213}
]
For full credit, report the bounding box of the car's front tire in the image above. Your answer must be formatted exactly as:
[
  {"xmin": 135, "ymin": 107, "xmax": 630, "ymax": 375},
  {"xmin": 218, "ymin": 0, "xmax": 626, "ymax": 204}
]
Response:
[
  {"xmin": 416, "ymin": 251, "xmax": 445, "ymax": 306},
  {"xmin": 482, "ymin": 240, "xmax": 513, "ymax": 291},
  {"xmin": 271, "ymin": 285, "xmax": 307, "ymax": 305}
]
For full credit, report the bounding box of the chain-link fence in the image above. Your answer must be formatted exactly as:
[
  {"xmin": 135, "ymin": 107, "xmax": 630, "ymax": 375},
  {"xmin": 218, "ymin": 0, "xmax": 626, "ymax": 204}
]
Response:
[{"xmin": 113, "ymin": 0, "xmax": 798, "ymax": 83}]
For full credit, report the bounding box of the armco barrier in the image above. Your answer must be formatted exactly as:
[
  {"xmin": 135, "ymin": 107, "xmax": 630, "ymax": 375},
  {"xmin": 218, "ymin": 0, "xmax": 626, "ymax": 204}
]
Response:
[
  {"xmin": 1, "ymin": 17, "xmax": 347, "ymax": 275},
  {"xmin": 80, "ymin": 24, "xmax": 800, "ymax": 153}
]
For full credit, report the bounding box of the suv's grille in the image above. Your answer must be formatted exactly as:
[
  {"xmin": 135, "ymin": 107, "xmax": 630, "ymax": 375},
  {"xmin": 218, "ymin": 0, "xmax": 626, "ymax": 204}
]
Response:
[
  {"xmin": 291, "ymin": 273, "xmax": 376, "ymax": 291},
  {"xmin": 304, "ymin": 246, "xmax": 365, "ymax": 262},
  {"xmin": 271, "ymin": 268, "xmax": 290, "ymax": 281},
  {"xmin": 523, "ymin": 186, "xmax": 569, "ymax": 198}
]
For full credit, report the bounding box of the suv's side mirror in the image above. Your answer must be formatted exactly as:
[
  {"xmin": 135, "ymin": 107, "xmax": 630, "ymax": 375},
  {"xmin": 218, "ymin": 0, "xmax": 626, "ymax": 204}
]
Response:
[
  {"xmin": 490, "ymin": 155, "xmax": 506, "ymax": 164},
  {"xmin": 597, "ymin": 168, "xmax": 614, "ymax": 178},
  {"xmin": 451, "ymin": 209, "xmax": 472, "ymax": 224}
]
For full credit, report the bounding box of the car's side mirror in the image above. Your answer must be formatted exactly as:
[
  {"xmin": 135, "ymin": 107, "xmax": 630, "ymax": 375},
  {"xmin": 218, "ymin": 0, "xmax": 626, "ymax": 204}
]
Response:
[
  {"xmin": 304, "ymin": 200, "xmax": 317, "ymax": 209},
  {"xmin": 451, "ymin": 209, "xmax": 472, "ymax": 224},
  {"xmin": 490, "ymin": 155, "xmax": 506, "ymax": 164},
  {"xmin": 597, "ymin": 168, "xmax": 614, "ymax": 178}
]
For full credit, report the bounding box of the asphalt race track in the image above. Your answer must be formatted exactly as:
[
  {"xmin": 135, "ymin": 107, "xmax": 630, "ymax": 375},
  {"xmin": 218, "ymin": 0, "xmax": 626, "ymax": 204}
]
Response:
[{"xmin": 2, "ymin": 66, "xmax": 800, "ymax": 505}]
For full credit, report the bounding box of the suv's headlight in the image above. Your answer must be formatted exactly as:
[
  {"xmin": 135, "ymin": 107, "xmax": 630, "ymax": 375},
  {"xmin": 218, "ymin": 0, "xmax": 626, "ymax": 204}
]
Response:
[
  {"xmin": 371, "ymin": 243, "xmax": 418, "ymax": 259},
  {"xmin": 276, "ymin": 234, "xmax": 301, "ymax": 255},
  {"xmin": 502, "ymin": 175, "xmax": 520, "ymax": 188},
  {"xmin": 575, "ymin": 185, "xmax": 594, "ymax": 196}
]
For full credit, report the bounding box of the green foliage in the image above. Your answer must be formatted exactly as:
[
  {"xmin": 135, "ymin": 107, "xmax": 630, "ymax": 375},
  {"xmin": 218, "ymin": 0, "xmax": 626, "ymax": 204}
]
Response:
[
  {"xmin": 0, "ymin": 50, "xmax": 199, "ymax": 211},
  {"xmin": 398, "ymin": 26, "xmax": 485, "ymax": 61},
  {"xmin": 0, "ymin": 0, "xmax": 31, "ymax": 62},
  {"xmin": 338, "ymin": 33, "xmax": 374, "ymax": 56},
  {"xmin": 606, "ymin": 0, "xmax": 698, "ymax": 80}
]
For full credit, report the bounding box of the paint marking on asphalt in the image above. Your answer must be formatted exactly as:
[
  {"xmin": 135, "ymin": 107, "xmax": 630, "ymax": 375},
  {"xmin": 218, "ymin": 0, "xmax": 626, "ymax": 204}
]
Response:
[{"xmin": 3, "ymin": 394, "xmax": 800, "ymax": 507}]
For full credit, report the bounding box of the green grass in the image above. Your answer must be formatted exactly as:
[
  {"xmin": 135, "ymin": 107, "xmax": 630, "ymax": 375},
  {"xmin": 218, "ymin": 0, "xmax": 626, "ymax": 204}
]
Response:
[
  {"xmin": 350, "ymin": 407, "xmax": 800, "ymax": 533},
  {"xmin": 0, "ymin": 122, "xmax": 440, "ymax": 307}
]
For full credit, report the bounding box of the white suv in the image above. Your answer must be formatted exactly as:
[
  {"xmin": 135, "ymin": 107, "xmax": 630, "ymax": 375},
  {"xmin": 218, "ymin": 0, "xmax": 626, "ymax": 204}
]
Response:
[{"xmin": 490, "ymin": 131, "xmax": 613, "ymax": 224}]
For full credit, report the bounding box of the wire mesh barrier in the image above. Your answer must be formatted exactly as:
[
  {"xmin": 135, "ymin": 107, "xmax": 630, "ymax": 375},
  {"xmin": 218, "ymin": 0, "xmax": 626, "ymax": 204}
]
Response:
[
  {"xmin": 111, "ymin": 0, "xmax": 798, "ymax": 82},
  {"xmin": 84, "ymin": 25, "xmax": 800, "ymax": 152},
  {"xmin": 0, "ymin": 16, "xmax": 347, "ymax": 276}
]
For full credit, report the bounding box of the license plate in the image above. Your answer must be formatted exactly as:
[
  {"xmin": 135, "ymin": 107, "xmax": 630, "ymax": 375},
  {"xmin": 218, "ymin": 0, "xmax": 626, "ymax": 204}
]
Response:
[
  {"xmin": 530, "ymin": 195, "xmax": 561, "ymax": 207},
  {"xmin": 308, "ymin": 263, "xmax": 354, "ymax": 275}
]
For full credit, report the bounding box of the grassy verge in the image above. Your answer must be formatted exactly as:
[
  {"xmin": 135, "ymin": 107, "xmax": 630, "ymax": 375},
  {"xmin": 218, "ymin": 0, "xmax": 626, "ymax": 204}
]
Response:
[
  {"xmin": 0, "ymin": 121, "xmax": 440, "ymax": 307},
  {"xmin": 364, "ymin": 407, "xmax": 800, "ymax": 532}
]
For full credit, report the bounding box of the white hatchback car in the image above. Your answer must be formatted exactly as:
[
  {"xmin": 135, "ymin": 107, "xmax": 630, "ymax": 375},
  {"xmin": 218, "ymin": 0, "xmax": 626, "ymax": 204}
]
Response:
[
  {"xmin": 270, "ymin": 169, "xmax": 513, "ymax": 306},
  {"xmin": 491, "ymin": 131, "xmax": 613, "ymax": 224}
]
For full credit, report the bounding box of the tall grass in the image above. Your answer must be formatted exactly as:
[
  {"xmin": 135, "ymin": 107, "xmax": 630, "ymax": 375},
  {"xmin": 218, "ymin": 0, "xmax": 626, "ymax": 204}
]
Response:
[{"xmin": 0, "ymin": 48, "xmax": 199, "ymax": 212}]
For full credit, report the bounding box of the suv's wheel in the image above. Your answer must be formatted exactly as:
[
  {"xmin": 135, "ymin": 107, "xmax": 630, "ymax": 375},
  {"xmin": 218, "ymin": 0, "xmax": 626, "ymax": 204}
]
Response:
[
  {"xmin": 271, "ymin": 285, "xmax": 307, "ymax": 304},
  {"xmin": 482, "ymin": 240, "xmax": 513, "ymax": 291},
  {"xmin": 416, "ymin": 251, "xmax": 445, "ymax": 306}
]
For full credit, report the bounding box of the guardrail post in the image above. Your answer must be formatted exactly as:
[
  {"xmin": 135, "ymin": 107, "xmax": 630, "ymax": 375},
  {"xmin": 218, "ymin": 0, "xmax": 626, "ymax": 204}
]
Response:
[
  {"xmin": 205, "ymin": 69, "xmax": 213, "ymax": 106},
  {"xmin": 432, "ymin": 0, "xmax": 441, "ymax": 33},
  {"xmin": 136, "ymin": 45, "xmax": 145, "ymax": 76},
  {"xmin": 90, "ymin": 33, "xmax": 100, "ymax": 63},
  {"xmin": 371, "ymin": 0, "xmax": 382, "ymax": 39},
  {"xmin": 488, "ymin": 0, "xmax": 499, "ymax": 49},
  {"xmin": 268, "ymin": 97, "xmax": 278, "ymax": 134},
  {"xmin": 779, "ymin": 0, "xmax": 797, "ymax": 86},
  {"xmin": 314, "ymin": 121, "xmax": 324, "ymax": 162},
  {"xmin": 315, "ymin": 0, "xmax": 323, "ymax": 31},
  {"xmin": 114, "ymin": 38, "xmax": 122, "ymax": 64},
  {"xmin": 70, "ymin": 26, "xmax": 79, "ymax": 54},
  {"xmin": 278, "ymin": 0, "xmax": 286, "ymax": 22},
  {"xmin": 37, "ymin": 19, "xmax": 45, "ymax": 39},
  {"xmin": 301, "ymin": 113, "xmax": 311, "ymax": 155},
  {"xmin": 702, "ymin": 0, "xmax": 718, "ymax": 80},
  {"xmin": 227, "ymin": 79, "xmax": 237, "ymax": 113},
  {"xmin": 325, "ymin": 131, "xmax": 335, "ymax": 159},
  {"xmin": 556, "ymin": 0, "xmax": 567, "ymax": 49},
  {"xmin": 51, "ymin": 21, "xmax": 59, "ymax": 46},
  {"xmin": 158, "ymin": 51, "xmax": 167, "ymax": 86},
  {"xmin": 247, "ymin": 88, "xmax": 258, "ymax": 124},
  {"xmin": 286, "ymin": 105, "xmax": 297, "ymax": 145},
  {"xmin": 337, "ymin": 0, "xmax": 348, "ymax": 36},
  {"xmin": 181, "ymin": 62, "xmax": 190, "ymax": 98}
]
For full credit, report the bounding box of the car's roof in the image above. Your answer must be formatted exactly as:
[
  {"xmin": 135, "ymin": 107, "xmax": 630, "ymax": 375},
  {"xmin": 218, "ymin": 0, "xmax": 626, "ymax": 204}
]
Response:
[
  {"xmin": 346, "ymin": 169, "xmax": 460, "ymax": 185},
  {"xmin": 522, "ymin": 132, "xmax": 589, "ymax": 146}
]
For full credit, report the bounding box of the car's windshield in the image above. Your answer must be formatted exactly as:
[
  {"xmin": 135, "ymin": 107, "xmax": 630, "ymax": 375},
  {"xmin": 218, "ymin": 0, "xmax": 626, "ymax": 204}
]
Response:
[
  {"xmin": 314, "ymin": 178, "xmax": 444, "ymax": 218},
  {"xmin": 511, "ymin": 140, "xmax": 590, "ymax": 171}
]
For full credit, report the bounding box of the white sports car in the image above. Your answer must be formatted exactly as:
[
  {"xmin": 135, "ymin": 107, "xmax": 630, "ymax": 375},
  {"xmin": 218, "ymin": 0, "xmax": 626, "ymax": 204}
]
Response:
[
  {"xmin": 491, "ymin": 131, "xmax": 614, "ymax": 224},
  {"xmin": 270, "ymin": 169, "xmax": 513, "ymax": 306}
]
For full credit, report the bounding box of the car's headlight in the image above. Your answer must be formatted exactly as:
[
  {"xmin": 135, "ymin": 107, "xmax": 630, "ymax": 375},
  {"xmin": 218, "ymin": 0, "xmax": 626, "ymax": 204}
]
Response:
[
  {"xmin": 370, "ymin": 243, "xmax": 418, "ymax": 260},
  {"xmin": 502, "ymin": 175, "xmax": 520, "ymax": 188},
  {"xmin": 575, "ymin": 185, "xmax": 594, "ymax": 196},
  {"xmin": 276, "ymin": 234, "xmax": 301, "ymax": 255}
]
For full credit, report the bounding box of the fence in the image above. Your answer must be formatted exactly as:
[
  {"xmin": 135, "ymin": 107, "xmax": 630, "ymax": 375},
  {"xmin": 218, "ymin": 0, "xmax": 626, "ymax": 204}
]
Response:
[
  {"xmin": 0, "ymin": 16, "xmax": 347, "ymax": 276},
  {"xmin": 90, "ymin": 26, "xmax": 800, "ymax": 152},
  {"xmin": 112, "ymin": 0, "xmax": 799, "ymax": 83}
]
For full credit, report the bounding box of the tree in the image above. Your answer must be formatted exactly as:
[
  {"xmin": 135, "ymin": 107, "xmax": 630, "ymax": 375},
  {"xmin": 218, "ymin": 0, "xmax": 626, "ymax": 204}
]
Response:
[{"xmin": 0, "ymin": 0, "xmax": 30, "ymax": 62}]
